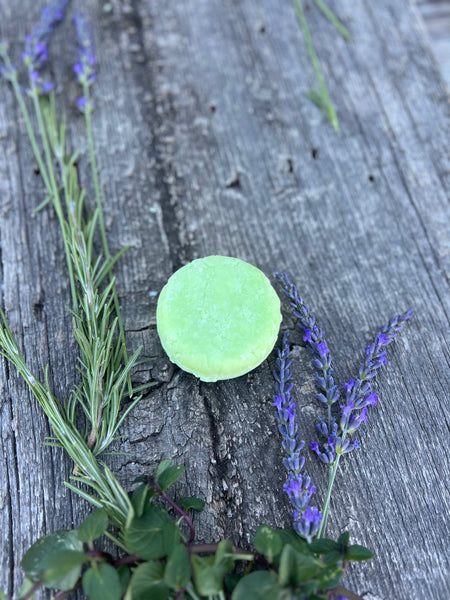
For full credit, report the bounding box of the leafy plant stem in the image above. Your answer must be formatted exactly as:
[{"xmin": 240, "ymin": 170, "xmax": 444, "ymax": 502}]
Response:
[
  {"xmin": 318, "ymin": 455, "xmax": 341, "ymax": 538},
  {"xmin": 161, "ymin": 490, "xmax": 196, "ymax": 543},
  {"xmin": 293, "ymin": 0, "xmax": 339, "ymax": 131}
]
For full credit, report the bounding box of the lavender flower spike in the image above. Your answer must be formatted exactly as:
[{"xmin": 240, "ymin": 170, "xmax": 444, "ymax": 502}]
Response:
[
  {"xmin": 22, "ymin": 0, "xmax": 70, "ymax": 94},
  {"xmin": 73, "ymin": 12, "xmax": 96, "ymax": 111},
  {"xmin": 274, "ymin": 271, "xmax": 340, "ymax": 429},
  {"xmin": 273, "ymin": 331, "xmax": 322, "ymax": 541},
  {"xmin": 338, "ymin": 308, "xmax": 414, "ymax": 437}
]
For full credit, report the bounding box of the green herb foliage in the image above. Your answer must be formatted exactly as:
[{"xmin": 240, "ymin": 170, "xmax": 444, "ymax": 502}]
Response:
[{"xmin": 17, "ymin": 465, "xmax": 371, "ymax": 599}]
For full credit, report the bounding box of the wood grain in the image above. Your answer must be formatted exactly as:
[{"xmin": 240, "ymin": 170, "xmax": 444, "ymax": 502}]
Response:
[
  {"xmin": 416, "ymin": 0, "xmax": 450, "ymax": 88},
  {"xmin": 0, "ymin": 1, "xmax": 449, "ymax": 598}
]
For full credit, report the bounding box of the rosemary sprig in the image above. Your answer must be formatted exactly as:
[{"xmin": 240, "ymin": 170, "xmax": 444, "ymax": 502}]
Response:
[{"xmin": 0, "ymin": 40, "xmax": 154, "ymax": 527}]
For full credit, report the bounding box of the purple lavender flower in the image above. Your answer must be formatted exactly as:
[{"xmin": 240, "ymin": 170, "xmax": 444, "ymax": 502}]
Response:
[
  {"xmin": 337, "ymin": 308, "xmax": 414, "ymax": 438},
  {"xmin": 273, "ymin": 331, "xmax": 322, "ymax": 541},
  {"xmin": 310, "ymin": 439, "xmax": 336, "ymax": 464},
  {"xmin": 292, "ymin": 505, "xmax": 323, "ymax": 543},
  {"xmin": 73, "ymin": 12, "xmax": 96, "ymax": 111},
  {"xmin": 274, "ymin": 272, "xmax": 340, "ymax": 413},
  {"xmin": 22, "ymin": 0, "xmax": 70, "ymax": 94}
]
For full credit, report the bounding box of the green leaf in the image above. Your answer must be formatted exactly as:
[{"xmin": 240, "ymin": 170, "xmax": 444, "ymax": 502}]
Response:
[
  {"xmin": 154, "ymin": 459, "xmax": 173, "ymax": 476},
  {"xmin": 191, "ymin": 555, "xmax": 227, "ymax": 596},
  {"xmin": 179, "ymin": 497, "xmax": 205, "ymax": 512},
  {"xmin": 225, "ymin": 573, "xmax": 241, "ymax": 594},
  {"xmin": 345, "ymin": 544, "xmax": 374, "ymax": 562},
  {"xmin": 129, "ymin": 561, "xmax": 170, "ymax": 600},
  {"xmin": 125, "ymin": 506, "xmax": 180, "ymax": 560},
  {"xmin": 117, "ymin": 565, "xmax": 131, "ymax": 597},
  {"xmin": 40, "ymin": 550, "xmax": 87, "ymax": 587},
  {"xmin": 315, "ymin": 565, "xmax": 344, "ymax": 590},
  {"xmin": 193, "ymin": 564, "xmax": 227, "ymax": 596},
  {"xmin": 77, "ymin": 508, "xmax": 109, "ymax": 544},
  {"xmin": 132, "ymin": 475, "xmax": 149, "ymax": 485},
  {"xmin": 231, "ymin": 571, "xmax": 279, "ymax": 600},
  {"xmin": 157, "ymin": 465, "xmax": 186, "ymax": 492},
  {"xmin": 324, "ymin": 550, "xmax": 342, "ymax": 566},
  {"xmin": 309, "ymin": 538, "xmax": 339, "ymax": 555},
  {"xmin": 82, "ymin": 564, "xmax": 121, "ymax": 600},
  {"xmin": 337, "ymin": 531, "xmax": 350, "ymax": 548},
  {"xmin": 214, "ymin": 540, "xmax": 236, "ymax": 571},
  {"xmin": 307, "ymin": 89, "xmax": 329, "ymax": 112},
  {"xmin": 0, "ymin": 589, "xmax": 9, "ymax": 600},
  {"xmin": 254, "ymin": 525, "xmax": 282, "ymax": 563},
  {"xmin": 295, "ymin": 552, "xmax": 321, "ymax": 582},
  {"xmin": 164, "ymin": 544, "xmax": 191, "ymax": 590},
  {"xmin": 131, "ymin": 484, "xmax": 155, "ymax": 518},
  {"xmin": 21, "ymin": 530, "xmax": 84, "ymax": 590},
  {"xmin": 278, "ymin": 544, "xmax": 298, "ymax": 587},
  {"xmin": 277, "ymin": 528, "xmax": 309, "ymax": 555}
]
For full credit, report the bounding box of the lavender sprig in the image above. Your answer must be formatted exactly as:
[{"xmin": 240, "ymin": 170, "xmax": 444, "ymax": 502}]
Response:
[
  {"xmin": 274, "ymin": 272, "xmax": 340, "ymax": 429},
  {"xmin": 273, "ymin": 331, "xmax": 322, "ymax": 542},
  {"xmin": 22, "ymin": 0, "xmax": 70, "ymax": 94},
  {"xmin": 311, "ymin": 308, "xmax": 414, "ymax": 465},
  {"xmin": 275, "ymin": 272, "xmax": 413, "ymax": 538}
]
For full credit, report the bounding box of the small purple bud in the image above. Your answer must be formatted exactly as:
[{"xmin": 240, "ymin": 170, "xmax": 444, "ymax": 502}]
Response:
[
  {"xmin": 317, "ymin": 341, "xmax": 329, "ymax": 356},
  {"xmin": 75, "ymin": 96, "xmax": 87, "ymax": 111},
  {"xmin": 303, "ymin": 328, "xmax": 312, "ymax": 342},
  {"xmin": 365, "ymin": 392, "xmax": 378, "ymax": 406},
  {"xmin": 378, "ymin": 333, "xmax": 388, "ymax": 345}
]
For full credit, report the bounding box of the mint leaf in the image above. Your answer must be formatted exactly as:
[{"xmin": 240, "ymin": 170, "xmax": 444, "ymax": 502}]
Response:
[
  {"xmin": 346, "ymin": 544, "xmax": 374, "ymax": 561},
  {"xmin": 254, "ymin": 525, "xmax": 282, "ymax": 563},
  {"xmin": 125, "ymin": 505, "xmax": 179, "ymax": 560},
  {"xmin": 82, "ymin": 564, "xmax": 121, "ymax": 600},
  {"xmin": 129, "ymin": 561, "xmax": 170, "ymax": 600},
  {"xmin": 21, "ymin": 530, "xmax": 83, "ymax": 590},
  {"xmin": 40, "ymin": 550, "xmax": 86, "ymax": 588},
  {"xmin": 164, "ymin": 544, "xmax": 191, "ymax": 590},
  {"xmin": 157, "ymin": 465, "xmax": 186, "ymax": 492},
  {"xmin": 179, "ymin": 497, "xmax": 205, "ymax": 512},
  {"xmin": 309, "ymin": 538, "xmax": 339, "ymax": 555},
  {"xmin": 77, "ymin": 508, "xmax": 109, "ymax": 544},
  {"xmin": 231, "ymin": 571, "xmax": 279, "ymax": 600}
]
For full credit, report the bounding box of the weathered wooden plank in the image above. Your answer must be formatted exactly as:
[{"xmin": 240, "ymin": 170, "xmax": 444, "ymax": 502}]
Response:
[
  {"xmin": 415, "ymin": 0, "xmax": 450, "ymax": 88},
  {"xmin": 0, "ymin": 1, "xmax": 449, "ymax": 599}
]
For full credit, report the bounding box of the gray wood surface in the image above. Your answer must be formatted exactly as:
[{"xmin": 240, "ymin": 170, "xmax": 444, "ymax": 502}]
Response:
[
  {"xmin": 416, "ymin": 0, "xmax": 450, "ymax": 88},
  {"xmin": 1, "ymin": 1, "xmax": 449, "ymax": 599}
]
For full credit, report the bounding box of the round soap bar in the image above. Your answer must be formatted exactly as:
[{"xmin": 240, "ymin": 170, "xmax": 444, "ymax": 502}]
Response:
[{"xmin": 156, "ymin": 256, "xmax": 282, "ymax": 382}]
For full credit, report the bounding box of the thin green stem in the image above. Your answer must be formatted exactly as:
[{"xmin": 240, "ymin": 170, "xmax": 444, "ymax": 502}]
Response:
[
  {"xmin": 28, "ymin": 84, "xmax": 78, "ymax": 311},
  {"xmin": 185, "ymin": 583, "xmax": 202, "ymax": 600},
  {"xmin": 293, "ymin": 0, "xmax": 339, "ymax": 131},
  {"xmin": 313, "ymin": 0, "xmax": 351, "ymax": 41},
  {"xmin": 5, "ymin": 75, "xmax": 51, "ymax": 192},
  {"xmin": 318, "ymin": 455, "xmax": 341, "ymax": 538}
]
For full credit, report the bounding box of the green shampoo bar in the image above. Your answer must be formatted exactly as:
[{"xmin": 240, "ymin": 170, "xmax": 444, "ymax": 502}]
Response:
[{"xmin": 156, "ymin": 255, "xmax": 282, "ymax": 382}]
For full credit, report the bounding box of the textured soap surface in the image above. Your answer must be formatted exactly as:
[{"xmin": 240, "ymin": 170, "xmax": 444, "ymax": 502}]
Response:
[{"xmin": 156, "ymin": 256, "xmax": 282, "ymax": 382}]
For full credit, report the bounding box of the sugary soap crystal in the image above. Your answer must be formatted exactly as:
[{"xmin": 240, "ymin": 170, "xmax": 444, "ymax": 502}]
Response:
[{"xmin": 156, "ymin": 255, "xmax": 282, "ymax": 382}]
